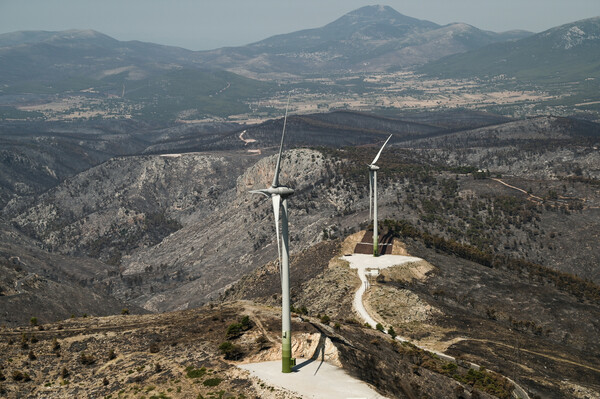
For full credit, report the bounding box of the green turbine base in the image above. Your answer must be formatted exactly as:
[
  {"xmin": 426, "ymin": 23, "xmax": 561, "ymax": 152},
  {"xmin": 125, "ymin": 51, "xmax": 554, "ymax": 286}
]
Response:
[{"xmin": 282, "ymin": 331, "xmax": 292, "ymax": 373}]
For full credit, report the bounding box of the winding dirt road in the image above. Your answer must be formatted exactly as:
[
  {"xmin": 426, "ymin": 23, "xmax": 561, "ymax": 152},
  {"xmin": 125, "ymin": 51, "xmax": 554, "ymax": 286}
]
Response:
[{"xmin": 343, "ymin": 253, "xmax": 531, "ymax": 399}]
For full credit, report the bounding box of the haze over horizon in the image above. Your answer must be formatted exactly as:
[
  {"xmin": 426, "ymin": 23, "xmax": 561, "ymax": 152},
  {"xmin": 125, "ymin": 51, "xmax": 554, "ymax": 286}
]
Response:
[{"xmin": 1, "ymin": 0, "xmax": 599, "ymax": 51}]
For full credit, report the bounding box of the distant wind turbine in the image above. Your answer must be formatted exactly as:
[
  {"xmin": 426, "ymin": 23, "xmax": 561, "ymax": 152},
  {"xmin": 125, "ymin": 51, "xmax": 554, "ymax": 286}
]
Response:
[
  {"xmin": 368, "ymin": 134, "xmax": 392, "ymax": 256},
  {"xmin": 249, "ymin": 96, "xmax": 296, "ymax": 373}
]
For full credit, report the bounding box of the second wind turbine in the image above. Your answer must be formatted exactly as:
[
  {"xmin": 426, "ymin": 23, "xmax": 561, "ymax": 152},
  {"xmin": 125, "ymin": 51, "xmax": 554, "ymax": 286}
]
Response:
[{"xmin": 368, "ymin": 134, "xmax": 392, "ymax": 256}]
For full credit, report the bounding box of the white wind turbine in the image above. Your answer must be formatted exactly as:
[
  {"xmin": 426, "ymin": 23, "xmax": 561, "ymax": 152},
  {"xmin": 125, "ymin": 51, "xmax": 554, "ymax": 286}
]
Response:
[
  {"xmin": 368, "ymin": 134, "xmax": 392, "ymax": 256},
  {"xmin": 249, "ymin": 97, "xmax": 296, "ymax": 373}
]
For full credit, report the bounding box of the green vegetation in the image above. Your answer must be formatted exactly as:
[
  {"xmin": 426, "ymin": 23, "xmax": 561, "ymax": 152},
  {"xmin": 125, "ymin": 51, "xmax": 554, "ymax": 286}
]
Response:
[
  {"xmin": 392, "ymin": 341, "xmax": 513, "ymax": 398},
  {"xmin": 202, "ymin": 378, "xmax": 222, "ymax": 387},
  {"xmin": 387, "ymin": 326, "xmax": 397, "ymax": 339},
  {"xmin": 185, "ymin": 366, "xmax": 207, "ymax": 379},
  {"xmin": 455, "ymin": 368, "xmax": 513, "ymax": 399},
  {"xmin": 225, "ymin": 315, "xmax": 252, "ymax": 338},
  {"xmin": 218, "ymin": 341, "xmax": 244, "ymax": 360},
  {"xmin": 375, "ymin": 323, "xmax": 384, "ymax": 332}
]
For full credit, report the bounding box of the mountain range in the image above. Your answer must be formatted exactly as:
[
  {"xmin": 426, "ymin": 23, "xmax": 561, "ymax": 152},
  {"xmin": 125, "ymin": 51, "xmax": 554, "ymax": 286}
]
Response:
[
  {"xmin": 0, "ymin": 5, "xmax": 533, "ymax": 89},
  {"xmin": 194, "ymin": 5, "xmax": 532, "ymax": 77},
  {"xmin": 421, "ymin": 16, "xmax": 600, "ymax": 83},
  {"xmin": 1, "ymin": 5, "xmax": 599, "ymax": 123}
]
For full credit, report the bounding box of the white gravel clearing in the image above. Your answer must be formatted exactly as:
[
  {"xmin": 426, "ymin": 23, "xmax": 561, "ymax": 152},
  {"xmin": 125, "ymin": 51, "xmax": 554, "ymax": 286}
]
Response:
[{"xmin": 240, "ymin": 359, "xmax": 388, "ymax": 398}]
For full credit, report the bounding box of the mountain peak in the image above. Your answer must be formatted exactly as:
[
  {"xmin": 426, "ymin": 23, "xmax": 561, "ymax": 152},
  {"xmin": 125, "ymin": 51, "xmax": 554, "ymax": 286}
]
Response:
[
  {"xmin": 338, "ymin": 4, "xmax": 438, "ymax": 28},
  {"xmin": 547, "ymin": 17, "xmax": 600, "ymax": 50},
  {"xmin": 348, "ymin": 4, "xmax": 401, "ymax": 17},
  {"xmin": 0, "ymin": 29, "xmax": 117, "ymax": 48}
]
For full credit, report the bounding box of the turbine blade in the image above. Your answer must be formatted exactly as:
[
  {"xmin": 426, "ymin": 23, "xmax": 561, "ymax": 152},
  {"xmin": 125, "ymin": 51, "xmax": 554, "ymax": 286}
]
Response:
[
  {"xmin": 369, "ymin": 172, "xmax": 373, "ymax": 221},
  {"xmin": 272, "ymin": 94, "xmax": 291, "ymax": 187},
  {"xmin": 272, "ymin": 194, "xmax": 282, "ymax": 274},
  {"xmin": 370, "ymin": 134, "xmax": 393, "ymax": 165},
  {"xmin": 249, "ymin": 189, "xmax": 270, "ymax": 198}
]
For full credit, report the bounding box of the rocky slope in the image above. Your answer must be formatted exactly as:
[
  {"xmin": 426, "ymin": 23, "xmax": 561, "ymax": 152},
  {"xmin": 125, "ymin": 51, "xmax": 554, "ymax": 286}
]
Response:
[
  {"xmin": 0, "ymin": 300, "xmax": 508, "ymax": 399},
  {"xmin": 223, "ymin": 233, "xmax": 600, "ymax": 398}
]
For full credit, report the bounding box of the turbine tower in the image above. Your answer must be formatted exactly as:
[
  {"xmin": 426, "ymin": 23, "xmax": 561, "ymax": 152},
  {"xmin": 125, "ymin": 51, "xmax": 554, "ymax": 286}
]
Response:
[
  {"xmin": 249, "ymin": 98, "xmax": 295, "ymax": 373},
  {"xmin": 368, "ymin": 134, "xmax": 392, "ymax": 256}
]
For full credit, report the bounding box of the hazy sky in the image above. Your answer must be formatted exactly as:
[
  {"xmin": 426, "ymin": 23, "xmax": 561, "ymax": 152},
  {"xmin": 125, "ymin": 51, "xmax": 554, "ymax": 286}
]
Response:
[{"xmin": 1, "ymin": 0, "xmax": 599, "ymax": 50}]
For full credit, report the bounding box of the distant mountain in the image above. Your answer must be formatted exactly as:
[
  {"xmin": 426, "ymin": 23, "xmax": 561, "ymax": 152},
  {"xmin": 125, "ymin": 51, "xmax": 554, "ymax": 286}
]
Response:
[
  {"xmin": 196, "ymin": 5, "xmax": 532, "ymax": 76},
  {"xmin": 0, "ymin": 29, "xmax": 274, "ymax": 121},
  {"xmin": 0, "ymin": 8, "xmax": 533, "ymax": 84},
  {"xmin": 0, "ymin": 29, "xmax": 201, "ymax": 86},
  {"xmin": 420, "ymin": 17, "xmax": 600, "ymax": 82}
]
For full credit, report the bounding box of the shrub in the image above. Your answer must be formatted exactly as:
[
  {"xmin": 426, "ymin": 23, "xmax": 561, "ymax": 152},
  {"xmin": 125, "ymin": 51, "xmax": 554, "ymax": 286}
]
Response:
[
  {"xmin": 0, "ymin": 370, "xmax": 5, "ymax": 381},
  {"xmin": 240, "ymin": 315, "xmax": 251, "ymax": 329},
  {"xmin": 387, "ymin": 326, "xmax": 397, "ymax": 339},
  {"xmin": 121, "ymin": 308, "xmax": 130, "ymax": 315},
  {"xmin": 226, "ymin": 323, "xmax": 243, "ymax": 338},
  {"xmin": 30, "ymin": 317, "xmax": 37, "ymax": 326},
  {"xmin": 185, "ymin": 366, "xmax": 206, "ymax": 379},
  {"xmin": 30, "ymin": 335, "xmax": 38, "ymax": 344},
  {"xmin": 375, "ymin": 323, "xmax": 384, "ymax": 332},
  {"xmin": 441, "ymin": 362, "xmax": 458, "ymax": 375},
  {"xmin": 28, "ymin": 350, "xmax": 36, "ymax": 360},
  {"xmin": 61, "ymin": 367, "xmax": 69, "ymax": 378},
  {"xmin": 334, "ymin": 323, "xmax": 341, "ymax": 330},
  {"xmin": 226, "ymin": 316, "xmax": 252, "ymax": 339},
  {"xmin": 149, "ymin": 343, "xmax": 160, "ymax": 353},
  {"xmin": 52, "ymin": 338, "xmax": 61, "ymax": 352},
  {"xmin": 202, "ymin": 377, "xmax": 222, "ymax": 387},
  {"xmin": 319, "ymin": 315, "xmax": 330, "ymax": 324},
  {"xmin": 20, "ymin": 333, "xmax": 28, "ymax": 349},
  {"xmin": 12, "ymin": 370, "xmax": 30, "ymax": 382},
  {"xmin": 218, "ymin": 341, "xmax": 244, "ymax": 360},
  {"xmin": 79, "ymin": 352, "xmax": 96, "ymax": 365}
]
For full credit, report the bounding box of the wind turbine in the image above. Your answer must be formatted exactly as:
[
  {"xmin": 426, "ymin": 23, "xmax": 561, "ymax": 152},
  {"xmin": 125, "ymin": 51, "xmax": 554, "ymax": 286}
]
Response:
[
  {"xmin": 368, "ymin": 134, "xmax": 392, "ymax": 257},
  {"xmin": 249, "ymin": 97, "xmax": 295, "ymax": 373}
]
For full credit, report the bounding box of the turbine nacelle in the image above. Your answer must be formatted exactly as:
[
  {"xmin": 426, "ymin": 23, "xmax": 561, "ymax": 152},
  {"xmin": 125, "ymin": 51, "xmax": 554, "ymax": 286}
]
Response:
[
  {"xmin": 250, "ymin": 186, "xmax": 295, "ymax": 197},
  {"xmin": 368, "ymin": 164, "xmax": 380, "ymax": 171}
]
